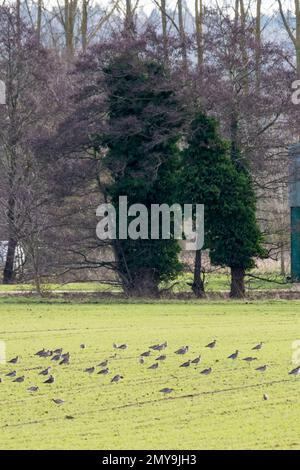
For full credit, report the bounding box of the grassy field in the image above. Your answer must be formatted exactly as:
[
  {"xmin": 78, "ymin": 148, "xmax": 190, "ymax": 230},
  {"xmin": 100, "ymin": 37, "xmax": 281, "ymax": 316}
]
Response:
[{"xmin": 0, "ymin": 298, "xmax": 300, "ymax": 450}]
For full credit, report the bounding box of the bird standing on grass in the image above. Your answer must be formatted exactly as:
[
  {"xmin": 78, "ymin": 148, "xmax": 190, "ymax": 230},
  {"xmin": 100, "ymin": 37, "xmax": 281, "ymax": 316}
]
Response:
[
  {"xmin": 13, "ymin": 376, "xmax": 25, "ymax": 383},
  {"xmin": 175, "ymin": 346, "xmax": 189, "ymax": 355},
  {"xmin": 255, "ymin": 365, "xmax": 267, "ymax": 372},
  {"xmin": 52, "ymin": 398, "xmax": 65, "ymax": 405},
  {"xmin": 156, "ymin": 355, "xmax": 166, "ymax": 361},
  {"xmin": 27, "ymin": 386, "xmax": 39, "ymax": 393},
  {"xmin": 159, "ymin": 388, "xmax": 174, "ymax": 395},
  {"xmin": 44, "ymin": 375, "xmax": 55, "ymax": 384},
  {"xmin": 111, "ymin": 375, "xmax": 123, "ymax": 383},
  {"xmin": 84, "ymin": 367, "xmax": 95, "ymax": 374},
  {"xmin": 98, "ymin": 368, "xmax": 109, "ymax": 375},
  {"xmin": 289, "ymin": 366, "xmax": 300, "ymax": 376},
  {"xmin": 200, "ymin": 367, "xmax": 212, "ymax": 375},
  {"xmin": 252, "ymin": 342, "xmax": 263, "ymax": 351},
  {"xmin": 98, "ymin": 360, "xmax": 108, "ymax": 368},
  {"xmin": 180, "ymin": 360, "xmax": 191, "ymax": 368},
  {"xmin": 206, "ymin": 340, "xmax": 217, "ymax": 349},
  {"xmin": 148, "ymin": 363, "xmax": 159, "ymax": 370},
  {"xmin": 191, "ymin": 355, "xmax": 201, "ymax": 365},
  {"xmin": 141, "ymin": 351, "xmax": 151, "ymax": 357},
  {"xmin": 5, "ymin": 371, "xmax": 16, "ymax": 378},
  {"xmin": 228, "ymin": 350, "xmax": 239, "ymax": 360},
  {"xmin": 8, "ymin": 356, "xmax": 19, "ymax": 364},
  {"xmin": 39, "ymin": 367, "xmax": 51, "ymax": 376},
  {"xmin": 243, "ymin": 357, "xmax": 257, "ymax": 364}
]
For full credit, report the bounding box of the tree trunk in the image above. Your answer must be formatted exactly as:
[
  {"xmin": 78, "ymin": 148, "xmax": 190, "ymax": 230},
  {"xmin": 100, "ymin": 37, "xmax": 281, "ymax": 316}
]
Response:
[
  {"xmin": 81, "ymin": 0, "xmax": 88, "ymax": 52},
  {"xmin": 178, "ymin": 0, "xmax": 188, "ymax": 73},
  {"xmin": 255, "ymin": 0, "xmax": 262, "ymax": 90},
  {"xmin": 161, "ymin": 0, "xmax": 169, "ymax": 64},
  {"xmin": 127, "ymin": 268, "xmax": 160, "ymax": 298},
  {"xmin": 230, "ymin": 267, "xmax": 245, "ymax": 298},
  {"xmin": 195, "ymin": 0, "xmax": 204, "ymax": 68},
  {"xmin": 192, "ymin": 249, "xmax": 205, "ymax": 298},
  {"xmin": 37, "ymin": 0, "xmax": 42, "ymax": 44},
  {"xmin": 3, "ymin": 238, "xmax": 17, "ymax": 284}
]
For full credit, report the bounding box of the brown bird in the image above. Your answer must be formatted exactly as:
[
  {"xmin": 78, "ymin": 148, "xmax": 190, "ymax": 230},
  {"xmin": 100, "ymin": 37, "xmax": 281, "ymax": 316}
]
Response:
[
  {"xmin": 44, "ymin": 375, "xmax": 55, "ymax": 384},
  {"xmin": 84, "ymin": 367, "xmax": 95, "ymax": 374},
  {"xmin": 255, "ymin": 365, "xmax": 267, "ymax": 372},
  {"xmin": 252, "ymin": 342, "xmax": 263, "ymax": 351},
  {"xmin": 175, "ymin": 346, "xmax": 189, "ymax": 355},
  {"xmin": 98, "ymin": 360, "xmax": 108, "ymax": 368},
  {"xmin": 156, "ymin": 355, "xmax": 167, "ymax": 361},
  {"xmin": 52, "ymin": 398, "xmax": 65, "ymax": 405},
  {"xmin": 148, "ymin": 362, "xmax": 159, "ymax": 370},
  {"xmin": 27, "ymin": 386, "xmax": 39, "ymax": 393},
  {"xmin": 98, "ymin": 368, "xmax": 109, "ymax": 375},
  {"xmin": 5, "ymin": 371, "xmax": 16, "ymax": 378},
  {"xmin": 191, "ymin": 355, "xmax": 201, "ymax": 365},
  {"xmin": 243, "ymin": 357, "xmax": 257, "ymax": 363},
  {"xmin": 8, "ymin": 356, "xmax": 19, "ymax": 364},
  {"xmin": 39, "ymin": 367, "xmax": 51, "ymax": 376},
  {"xmin": 200, "ymin": 367, "xmax": 212, "ymax": 375},
  {"xmin": 51, "ymin": 354, "xmax": 61, "ymax": 362},
  {"xmin": 289, "ymin": 366, "xmax": 300, "ymax": 376},
  {"xmin": 228, "ymin": 350, "xmax": 239, "ymax": 360},
  {"xmin": 111, "ymin": 375, "xmax": 123, "ymax": 383},
  {"xmin": 206, "ymin": 340, "xmax": 217, "ymax": 349},
  {"xmin": 13, "ymin": 376, "xmax": 25, "ymax": 383},
  {"xmin": 59, "ymin": 356, "xmax": 70, "ymax": 365},
  {"xmin": 140, "ymin": 351, "xmax": 151, "ymax": 357},
  {"xmin": 180, "ymin": 360, "xmax": 191, "ymax": 368}
]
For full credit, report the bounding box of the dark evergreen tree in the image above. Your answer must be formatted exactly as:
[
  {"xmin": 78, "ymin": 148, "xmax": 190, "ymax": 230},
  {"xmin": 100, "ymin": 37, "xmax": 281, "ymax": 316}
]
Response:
[{"xmin": 101, "ymin": 49, "xmax": 183, "ymax": 296}]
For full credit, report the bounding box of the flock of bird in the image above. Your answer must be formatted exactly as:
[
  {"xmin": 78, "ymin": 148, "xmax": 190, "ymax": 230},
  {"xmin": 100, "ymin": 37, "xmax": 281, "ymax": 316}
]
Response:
[{"xmin": 1, "ymin": 338, "xmax": 299, "ymax": 405}]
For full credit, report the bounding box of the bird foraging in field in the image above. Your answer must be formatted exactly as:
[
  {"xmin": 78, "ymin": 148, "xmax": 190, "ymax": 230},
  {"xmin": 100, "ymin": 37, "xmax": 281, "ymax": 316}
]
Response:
[
  {"xmin": 51, "ymin": 354, "xmax": 61, "ymax": 362},
  {"xmin": 53, "ymin": 348, "xmax": 63, "ymax": 355},
  {"xmin": 141, "ymin": 351, "xmax": 151, "ymax": 357},
  {"xmin": 263, "ymin": 394, "xmax": 269, "ymax": 401},
  {"xmin": 39, "ymin": 367, "xmax": 51, "ymax": 376},
  {"xmin": 13, "ymin": 376, "xmax": 25, "ymax": 383},
  {"xmin": 175, "ymin": 346, "xmax": 189, "ymax": 355},
  {"xmin": 156, "ymin": 355, "xmax": 166, "ymax": 361},
  {"xmin": 191, "ymin": 355, "xmax": 201, "ymax": 365},
  {"xmin": 139, "ymin": 357, "xmax": 145, "ymax": 364},
  {"xmin": 113, "ymin": 343, "xmax": 127, "ymax": 350},
  {"xmin": 52, "ymin": 398, "xmax": 65, "ymax": 405},
  {"xmin": 111, "ymin": 375, "xmax": 123, "ymax": 383},
  {"xmin": 98, "ymin": 368, "xmax": 109, "ymax": 375},
  {"xmin": 40, "ymin": 350, "xmax": 52, "ymax": 358},
  {"xmin": 5, "ymin": 371, "xmax": 16, "ymax": 378},
  {"xmin": 252, "ymin": 342, "xmax": 263, "ymax": 351},
  {"xmin": 8, "ymin": 356, "xmax": 19, "ymax": 364},
  {"xmin": 148, "ymin": 363, "xmax": 159, "ymax": 370},
  {"xmin": 159, "ymin": 388, "xmax": 174, "ymax": 395},
  {"xmin": 84, "ymin": 367, "xmax": 95, "ymax": 374},
  {"xmin": 255, "ymin": 365, "xmax": 267, "ymax": 372},
  {"xmin": 44, "ymin": 375, "xmax": 55, "ymax": 384},
  {"xmin": 59, "ymin": 356, "xmax": 70, "ymax": 365},
  {"xmin": 27, "ymin": 386, "xmax": 39, "ymax": 393},
  {"xmin": 98, "ymin": 360, "xmax": 108, "ymax": 368},
  {"xmin": 243, "ymin": 357, "xmax": 257, "ymax": 363},
  {"xmin": 289, "ymin": 365, "xmax": 300, "ymax": 376},
  {"xmin": 200, "ymin": 367, "xmax": 212, "ymax": 375},
  {"xmin": 228, "ymin": 350, "xmax": 239, "ymax": 360},
  {"xmin": 206, "ymin": 340, "xmax": 217, "ymax": 349},
  {"xmin": 80, "ymin": 344, "xmax": 86, "ymax": 349},
  {"xmin": 180, "ymin": 360, "xmax": 191, "ymax": 368},
  {"xmin": 35, "ymin": 348, "xmax": 45, "ymax": 356}
]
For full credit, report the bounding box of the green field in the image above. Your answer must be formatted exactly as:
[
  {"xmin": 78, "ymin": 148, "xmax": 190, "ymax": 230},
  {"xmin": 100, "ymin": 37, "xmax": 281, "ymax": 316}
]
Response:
[{"xmin": 0, "ymin": 298, "xmax": 300, "ymax": 450}]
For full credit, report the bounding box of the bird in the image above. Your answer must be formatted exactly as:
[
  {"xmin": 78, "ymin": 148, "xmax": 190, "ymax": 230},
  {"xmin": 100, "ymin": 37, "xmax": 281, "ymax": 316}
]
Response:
[
  {"xmin": 5, "ymin": 371, "xmax": 16, "ymax": 378},
  {"xmin": 148, "ymin": 363, "xmax": 159, "ymax": 369},
  {"xmin": 175, "ymin": 346, "xmax": 189, "ymax": 355},
  {"xmin": 44, "ymin": 375, "xmax": 55, "ymax": 384},
  {"xmin": 39, "ymin": 367, "xmax": 51, "ymax": 376},
  {"xmin": 8, "ymin": 356, "xmax": 19, "ymax": 364},
  {"xmin": 200, "ymin": 367, "xmax": 212, "ymax": 375},
  {"xmin": 155, "ymin": 342, "xmax": 168, "ymax": 351},
  {"xmin": 263, "ymin": 394, "xmax": 269, "ymax": 401},
  {"xmin": 51, "ymin": 354, "xmax": 61, "ymax": 362},
  {"xmin": 53, "ymin": 348, "xmax": 63, "ymax": 355},
  {"xmin": 252, "ymin": 342, "xmax": 263, "ymax": 351},
  {"xmin": 180, "ymin": 360, "xmax": 191, "ymax": 368},
  {"xmin": 139, "ymin": 357, "xmax": 145, "ymax": 364},
  {"xmin": 191, "ymin": 355, "xmax": 201, "ymax": 365},
  {"xmin": 13, "ymin": 376, "xmax": 25, "ymax": 383},
  {"xmin": 159, "ymin": 388, "xmax": 174, "ymax": 395},
  {"xmin": 140, "ymin": 351, "xmax": 151, "ymax": 357},
  {"xmin": 35, "ymin": 348, "xmax": 45, "ymax": 356},
  {"xmin": 0, "ymin": 378, "xmax": 2, "ymax": 383},
  {"xmin": 289, "ymin": 365, "xmax": 300, "ymax": 375},
  {"xmin": 59, "ymin": 357, "xmax": 70, "ymax": 365},
  {"xmin": 84, "ymin": 367, "xmax": 95, "ymax": 374},
  {"xmin": 149, "ymin": 343, "xmax": 160, "ymax": 350},
  {"xmin": 111, "ymin": 375, "xmax": 123, "ymax": 383},
  {"xmin": 52, "ymin": 398, "xmax": 65, "ymax": 405},
  {"xmin": 98, "ymin": 360, "xmax": 108, "ymax": 368},
  {"xmin": 65, "ymin": 415, "xmax": 74, "ymax": 420},
  {"xmin": 206, "ymin": 340, "xmax": 217, "ymax": 349},
  {"xmin": 27, "ymin": 386, "xmax": 39, "ymax": 393},
  {"xmin": 228, "ymin": 350, "xmax": 239, "ymax": 360},
  {"xmin": 255, "ymin": 365, "xmax": 267, "ymax": 372},
  {"xmin": 98, "ymin": 368, "xmax": 109, "ymax": 375},
  {"xmin": 243, "ymin": 357, "xmax": 257, "ymax": 363},
  {"xmin": 156, "ymin": 355, "xmax": 167, "ymax": 361},
  {"xmin": 40, "ymin": 350, "xmax": 52, "ymax": 358},
  {"xmin": 80, "ymin": 344, "xmax": 86, "ymax": 349},
  {"xmin": 118, "ymin": 344, "xmax": 128, "ymax": 350}
]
